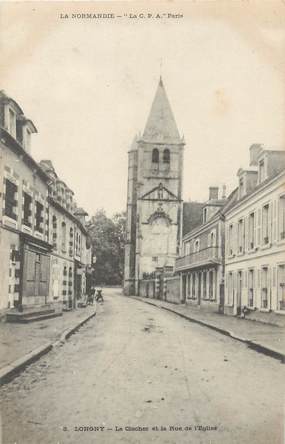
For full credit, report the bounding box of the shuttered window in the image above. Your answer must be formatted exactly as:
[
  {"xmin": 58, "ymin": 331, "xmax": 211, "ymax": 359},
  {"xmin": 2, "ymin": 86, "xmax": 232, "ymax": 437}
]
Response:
[
  {"xmin": 279, "ymin": 196, "xmax": 285, "ymax": 240},
  {"xmin": 4, "ymin": 179, "xmax": 17, "ymax": 220},
  {"xmin": 35, "ymin": 202, "xmax": 44, "ymax": 232},
  {"xmin": 23, "ymin": 192, "xmax": 32, "ymax": 226}
]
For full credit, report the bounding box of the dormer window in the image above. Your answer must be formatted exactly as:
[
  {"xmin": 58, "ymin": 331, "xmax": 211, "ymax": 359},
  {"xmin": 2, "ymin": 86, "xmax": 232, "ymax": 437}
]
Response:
[
  {"xmin": 194, "ymin": 239, "xmax": 200, "ymax": 253},
  {"xmin": 24, "ymin": 127, "xmax": 31, "ymax": 152},
  {"xmin": 8, "ymin": 108, "xmax": 16, "ymax": 137},
  {"xmin": 239, "ymin": 177, "xmax": 245, "ymax": 198},
  {"xmin": 259, "ymin": 159, "xmax": 266, "ymax": 183},
  {"xmin": 203, "ymin": 208, "xmax": 207, "ymax": 223},
  {"xmin": 152, "ymin": 148, "xmax": 159, "ymax": 163}
]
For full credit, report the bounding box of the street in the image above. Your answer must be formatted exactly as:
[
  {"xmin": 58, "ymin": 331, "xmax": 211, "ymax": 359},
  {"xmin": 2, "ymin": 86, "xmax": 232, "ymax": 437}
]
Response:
[{"xmin": 0, "ymin": 288, "xmax": 283, "ymax": 444}]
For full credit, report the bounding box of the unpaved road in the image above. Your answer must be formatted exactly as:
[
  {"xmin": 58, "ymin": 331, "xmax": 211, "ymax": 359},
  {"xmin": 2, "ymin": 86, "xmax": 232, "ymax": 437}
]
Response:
[{"xmin": 0, "ymin": 289, "xmax": 283, "ymax": 444}]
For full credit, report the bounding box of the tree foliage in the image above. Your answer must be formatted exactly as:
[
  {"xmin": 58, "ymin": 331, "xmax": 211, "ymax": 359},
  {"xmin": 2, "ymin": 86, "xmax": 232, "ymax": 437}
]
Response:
[{"xmin": 88, "ymin": 209, "xmax": 126, "ymax": 286}]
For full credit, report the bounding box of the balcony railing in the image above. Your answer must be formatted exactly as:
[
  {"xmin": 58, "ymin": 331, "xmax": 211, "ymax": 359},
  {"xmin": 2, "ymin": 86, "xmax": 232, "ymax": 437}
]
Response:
[{"xmin": 175, "ymin": 246, "xmax": 221, "ymax": 271}]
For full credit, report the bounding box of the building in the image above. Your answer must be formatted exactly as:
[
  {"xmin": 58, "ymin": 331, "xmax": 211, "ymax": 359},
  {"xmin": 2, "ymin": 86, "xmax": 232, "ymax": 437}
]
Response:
[
  {"xmin": 175, "ymin": 187, "xmax": 236, "ymax": 311},
  {"xmin": 224, "ymin": 144, "xmax": 285, "ymax": 321},
  {"xmin": 0, "ymin": 91, "xmax": 53, "ymax": 315},
  {"xmin": 39, "ymin": 161, "xmax": 92, "ymax": 310},
  {"xmin": 124, "ymin": 78, "xmax": 185, "ymax": 296},
  {"xmin": 0, "ymin": 92, "xmax": 93, "ymax": 319}
]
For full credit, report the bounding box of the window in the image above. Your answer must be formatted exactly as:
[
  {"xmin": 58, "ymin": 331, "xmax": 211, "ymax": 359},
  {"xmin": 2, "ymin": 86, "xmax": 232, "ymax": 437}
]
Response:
[
  {"xmin": 69, "ymin": 227, "xmax": 74, "ymax": 257},
  {"xmin": 210, "ymin": 231, "xmax": 216, "ymax": 247},
  {"xmin": 23, "ymin": 192, "xmax": 32, "ymax": 227},
  {"xmin": 262, "ymin": 204, "xmax": 270, "ymax": 245},
  {"xmin": 4, "ymin": 179, "xmax": 17, "ymax": 220},
  {"xmin": 279, "ymin": 195, "xmax": 285, "ymax": 240},
  {"xmin": 238, "ymin": 219, "xmax": 244, "ymax": 253},
  {"xmin": 228, "ymin": 224, "xmax": 234, "ymax": 256},
  {"xmin": 8, "ymin": 108, "xmax": 16, "ymax": 137},
  {"xmin": 194, "ymin": 239, "xmax": 200, "ymax": 253},
  {"xmin": 35, "ymin": 202, "xmax": 44, "ymax": 232},
  {"xmin": 203, "ymin": 271, "xmax": 207, "ymax": 299},
  {"xmin": 209, "ymin": 271, "xmax": 214, "ymax": 300},
  {"xmin": 152, "ymin": 148, "xmax": 159, "ymax": 163},
  {"xmin": 259, "ymin": 159, "xmax": 265, "ymax": 182},
  {"xmin": 239, "ymin": 178, "xmax": 245, "ymax": 198},
  {"xmin": 61, "ymin": 222, "xmax": 66, "ymax": 253},
  {"xmin": 25, "ymin": 128, "xmax": 31, "ymax": 152},
  {"xmin": 68, "ymin": 267, "xmax": 73, "ymax": 295},
  {"xmin": 227, "ymin": 272, "xmax": 233, "ymax": 305},
  {"xmin": 62, "ymin": 266, "xmax": 67, "ymax": 296},
  {"xmin": 152, "ymin": 256, "xmax": 158, "ymax": 262},
  {"xmin": 185, "ymin": 241, "xmax": 190, "ymax": 256},
  {"xmin": 261, "ymin": 267, "xmax": 268, "ymax": 308},
  {"xmin": 203, "ymin": 208, "xmax": 207, "ymax": 223},
  {"xmin": 163, "ymin": 149, "xmax": 170, "ymax": 164},
  {"xmin": 248, "ymin": 269, "xmax": 254, "ymax": 307},
  {"xmin": 248, "ymin": 212, "xmax": 255, "ymax": 250},
  {"xmin": 52, "ymin": 215, "xmax": 57, "ymax": 249},
  {"xmin": 192, "ymin": 273, "xmax": 196, "ymax": 299},
  {"xmin": 277, "ymin": 265, "xmax": 285, "ymax": 310}
]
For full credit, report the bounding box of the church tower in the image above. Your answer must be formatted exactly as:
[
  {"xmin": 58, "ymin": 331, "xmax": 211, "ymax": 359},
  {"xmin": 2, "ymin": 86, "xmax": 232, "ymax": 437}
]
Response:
[{"xmin": 124, "ymin": 78, "xmax": 185, "ymax": 295}]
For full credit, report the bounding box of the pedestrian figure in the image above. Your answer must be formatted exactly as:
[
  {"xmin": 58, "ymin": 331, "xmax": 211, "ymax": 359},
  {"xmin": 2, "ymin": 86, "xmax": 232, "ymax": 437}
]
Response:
[
  {"xmin": 87, "ymin": 287, "xmax": 96, "ymax": 305},
  {"xmin": 96, "ymin": 288, "xmax": 104, "ymax": 303}
]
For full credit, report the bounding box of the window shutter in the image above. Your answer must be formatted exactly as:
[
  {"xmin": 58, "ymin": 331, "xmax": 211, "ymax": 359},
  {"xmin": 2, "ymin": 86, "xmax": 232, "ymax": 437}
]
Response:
[
  {"xmin": 233, "ymin": 223, "xmax": 238, "ymax": 255},
  {"xmin": 268, "ymin": 202, "xmax": 272, "ymax": 243},
  {"xmin": 256, "ymin": 209, "xmax": 261, "ymax": 247},
  {"xmin": 244, "ymin": 217, "xmax": 248, "ymax": 252},
  {"xmin": 272, "ymin": 200, "xmax": 277, "ymax": 242}
]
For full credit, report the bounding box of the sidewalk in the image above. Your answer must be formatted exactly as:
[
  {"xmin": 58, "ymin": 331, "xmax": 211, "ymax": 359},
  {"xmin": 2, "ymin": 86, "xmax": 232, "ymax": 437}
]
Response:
[
  {"xmin": 0, "ymin": 305, "xmax": 96, "ymax": 382},
  {"xmin": 133, "ymin": 297, "xmax": 285, "ymax": 362}
]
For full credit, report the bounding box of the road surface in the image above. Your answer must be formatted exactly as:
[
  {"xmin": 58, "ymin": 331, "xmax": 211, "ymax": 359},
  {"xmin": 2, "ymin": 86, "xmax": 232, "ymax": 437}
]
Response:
[{"xmin": 0, "ymin": 288, "xmax": 283, "ymax": 444}]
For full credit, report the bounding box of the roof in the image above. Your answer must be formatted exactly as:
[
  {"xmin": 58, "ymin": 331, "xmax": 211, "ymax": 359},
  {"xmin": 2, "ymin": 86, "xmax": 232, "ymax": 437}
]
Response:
[
  {"xmin": 129, "ymin": 135, "xmax": 138, "ymax": 152},
  {"xmin": 182, "ymin": 201, "xmax": 204, "ymax": 236},
  {"xmin": 74, "ymin": 207, "xmax": 88, "ymax": 216},
  {"xmin": 204, "ymin": 198, "xmax": 227, "ymax": 207},
  {"xmin": 0, "ymin": 90, "xmax": 37, "ymax": 132},
  {"xmin": 39, "ymin": 160, "xmax": 56, "ymax": 174},
  {"xmin": 141, "ymin": 78, "xmax": 182, "ymax": 144}
]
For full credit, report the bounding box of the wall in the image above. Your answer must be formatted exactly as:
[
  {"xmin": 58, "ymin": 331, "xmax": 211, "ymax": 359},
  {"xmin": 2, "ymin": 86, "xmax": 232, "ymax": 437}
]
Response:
[
  {"xmin": 225, "ymin": 171, "xmax": 285, "ymax": 316},
  {"xmin": 164, "ymin": 276, "xmax": 180, "ymax": 304}
]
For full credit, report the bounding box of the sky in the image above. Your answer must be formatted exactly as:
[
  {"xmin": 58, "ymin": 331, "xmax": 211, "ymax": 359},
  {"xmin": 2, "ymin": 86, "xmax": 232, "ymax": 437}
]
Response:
[{"xmin": 1, "ymin": 1, "xmax": 285, "ymax": 217}]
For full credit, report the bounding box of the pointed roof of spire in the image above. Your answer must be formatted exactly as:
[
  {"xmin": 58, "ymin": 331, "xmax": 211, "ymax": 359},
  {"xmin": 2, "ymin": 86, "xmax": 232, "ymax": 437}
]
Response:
[
  {"xmin": 129, "ymin": 134, "xmax": 138, "ymax": 151},
  {"xmin": 142, "ymin": 78, "xmax": 181, "ymax": 144}
]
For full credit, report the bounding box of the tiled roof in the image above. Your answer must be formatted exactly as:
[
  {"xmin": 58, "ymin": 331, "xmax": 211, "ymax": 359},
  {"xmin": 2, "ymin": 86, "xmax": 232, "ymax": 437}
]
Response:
[{"xmin": 182, "ymin": 201, "xmax": 204, "ymax": 236}]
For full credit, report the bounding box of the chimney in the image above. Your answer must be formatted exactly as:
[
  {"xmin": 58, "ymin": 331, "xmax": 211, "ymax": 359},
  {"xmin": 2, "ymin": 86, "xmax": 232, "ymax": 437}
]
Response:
[
  {"xmin": 209, "ymin": 186, "xmax": 219, "ymax": 200},
  {"xmin": 249, "ymin": 144, "xmax": 263, "ymax": 166},
  {"xmin": 222, "ymin": 184, "xmax": 226, "ymax": 199}
]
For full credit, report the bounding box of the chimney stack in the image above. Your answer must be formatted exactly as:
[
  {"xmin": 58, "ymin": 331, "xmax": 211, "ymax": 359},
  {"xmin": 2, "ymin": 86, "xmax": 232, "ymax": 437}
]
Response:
[
  {"xmin": 249, "ymin": 144, "xmax": 263, "ymax": 166},
  {"xmin": 222, "ymin": 184, "xmax": 226, "ymax": 199},
  {"xmin": 209, "ymin": 186, "xmax": 219, "ymax": 200}
]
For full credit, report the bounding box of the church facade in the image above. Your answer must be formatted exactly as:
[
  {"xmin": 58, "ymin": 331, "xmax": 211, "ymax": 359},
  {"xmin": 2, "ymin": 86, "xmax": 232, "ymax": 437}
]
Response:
[{"xmin": 124, "ymin": 79, "xmax": 185, "ymax": 296}]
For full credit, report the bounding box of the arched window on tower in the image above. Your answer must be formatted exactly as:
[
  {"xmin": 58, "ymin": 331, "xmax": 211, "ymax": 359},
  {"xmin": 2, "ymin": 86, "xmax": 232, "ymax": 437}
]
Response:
[
  {"xmin": 163, "ymin": 148, "xmax": 170, "ymax": 164},
  {"xmin": 152, "ymin": 148, "xmax": 159, "ymax": 163}
]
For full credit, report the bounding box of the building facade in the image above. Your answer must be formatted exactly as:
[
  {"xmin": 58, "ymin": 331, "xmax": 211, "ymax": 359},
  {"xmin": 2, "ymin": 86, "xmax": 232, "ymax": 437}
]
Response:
[
  {"xmin": 175, "ymin": 187, "xmax": 234, "ymax": 311},
  {"xmin": 224, "ymin": 144, "xmax": 285, "ymax": 320},
  {"xmin": 0, "ymin": 91, "xmax": 52, "ymax": 312},
  {"xmin": 39, "ymin": 161, "xmax": 91, "ymax": 310},
  {"xmin": 124, "ymin": 78, "xmax": 184, "ymax": 296},
  {"xmin": 0, "ymin": 92, "xmax": 93, "ymax": 318}
]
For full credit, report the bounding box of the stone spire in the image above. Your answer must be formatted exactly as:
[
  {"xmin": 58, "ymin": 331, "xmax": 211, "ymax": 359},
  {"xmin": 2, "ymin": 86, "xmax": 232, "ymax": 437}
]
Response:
[{"xmin": 142, "ymin": 78, "xmax": 181, "ymax": 144}]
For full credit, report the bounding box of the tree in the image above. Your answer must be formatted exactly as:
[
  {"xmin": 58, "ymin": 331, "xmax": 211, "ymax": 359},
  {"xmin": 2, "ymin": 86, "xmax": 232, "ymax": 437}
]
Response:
[{"xmin": 88, "ymin": 209, "xmax": 126, "ymax": 286}]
